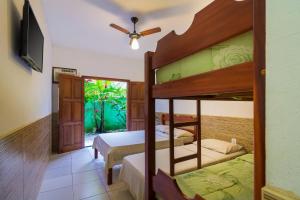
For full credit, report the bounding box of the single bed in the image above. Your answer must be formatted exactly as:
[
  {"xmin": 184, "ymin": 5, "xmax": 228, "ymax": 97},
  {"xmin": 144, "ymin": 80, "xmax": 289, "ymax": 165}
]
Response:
[
  {"xmin": 92, "ymin": 124, "xmax": 194, "ymax": 185},
  {"xmin": 119, "ymin": 139, "xmax": 247, "ymax": 200}
]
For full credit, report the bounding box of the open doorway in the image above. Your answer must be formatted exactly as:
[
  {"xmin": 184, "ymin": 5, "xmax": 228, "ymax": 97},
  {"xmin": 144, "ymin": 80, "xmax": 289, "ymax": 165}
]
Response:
[{"xmin": 83, "ymin": 76, "xmax": 129, "ymax": 146}]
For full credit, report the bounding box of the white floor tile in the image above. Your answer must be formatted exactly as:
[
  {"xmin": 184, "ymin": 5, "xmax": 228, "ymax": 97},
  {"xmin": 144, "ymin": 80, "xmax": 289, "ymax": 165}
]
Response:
[
  {"xmin": 39, "ymin": 147, "xmax": 134, "ymax": 200},
  {"xmin": 50, "ymin": 152, "xmax": 71, "ymax": 161},
  {"xmin": 108, "ymin": 189, "xmax": 134, "ymax": 200},
  {"xmin": 47, "ymin": 157, "xmax": 72, "ymax": 170},
  {"xmin": 104, "ymin": 181, "xmax": 127, "ymax": 192},
  {"xmin": 37, "ymin": 186, "xmax": 74, "ymax": 200},
  {"xmin": 73, "ymin": 169, "xmax": 102, "ymax": 185},
  {"xmin": 44, "ymin": 166, "xmax": 72, "ymax": 180},
  {"xmin": 81, "ymin": 193, "xmax": 109, "ymax": 200},
  {"xmin": 71, "ymin": 149, "xmax": 92, "ymax": 160},
  {"xmin": 40, "ymin": 175, "xmax": 73, "ymax": 192},
  {"xmin": 73, "ymin": 179, "xmax": 106, "ymax": 200}
]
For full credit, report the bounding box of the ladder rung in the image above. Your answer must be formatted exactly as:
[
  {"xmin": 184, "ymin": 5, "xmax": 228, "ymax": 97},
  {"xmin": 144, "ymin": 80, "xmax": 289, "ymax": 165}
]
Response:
[
  {"xmin": 174, "ymin": 153, "xmax": 198, "ymax": 163},
  {"xmin": 174, "ymin": 121, "xmax": 199, "ymax": 128}
]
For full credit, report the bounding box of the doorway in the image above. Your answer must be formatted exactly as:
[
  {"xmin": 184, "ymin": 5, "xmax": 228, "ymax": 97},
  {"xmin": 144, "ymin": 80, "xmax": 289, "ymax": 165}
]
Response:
[{"xmin": 83, "ymin": 76, "xmax": 129, "ymax": 146}]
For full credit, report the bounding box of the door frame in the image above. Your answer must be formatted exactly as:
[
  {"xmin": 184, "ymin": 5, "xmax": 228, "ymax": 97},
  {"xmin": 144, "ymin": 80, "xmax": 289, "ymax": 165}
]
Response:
[{"xmin": 82, "ymin": 76, "xmax": 131, "ymax": 135}]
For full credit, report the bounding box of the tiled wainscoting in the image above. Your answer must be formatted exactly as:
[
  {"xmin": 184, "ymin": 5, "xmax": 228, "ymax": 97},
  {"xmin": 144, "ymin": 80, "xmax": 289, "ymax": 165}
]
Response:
[
  {"xmin": 156, "ymin": 112, "xmax": 254, "ymax": 151},
  {"xmin": 0, "ymin": 115, "xmax": 51, "ymax": 200}
]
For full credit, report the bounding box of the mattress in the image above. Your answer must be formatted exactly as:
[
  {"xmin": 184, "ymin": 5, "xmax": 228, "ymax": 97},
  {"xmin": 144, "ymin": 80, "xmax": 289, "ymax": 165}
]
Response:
[
  {"xmin": 119, "ymin": 143, "xmax": 246, "ymax": 200},
  {"xmin": 92, "ymin": 130, "xmax": 193, "ymax": 173},
  {"xmin": 156, "ymin": 31, "xmax": 253, "ymax": 84},
  {"xmin": 176, "ymin": 154, "xmax": 253, "ymax": 200}
]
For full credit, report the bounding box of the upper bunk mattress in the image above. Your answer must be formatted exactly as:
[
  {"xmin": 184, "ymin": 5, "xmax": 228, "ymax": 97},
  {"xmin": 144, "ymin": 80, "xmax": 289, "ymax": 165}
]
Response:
[{"xmin": 156, "ymin": 31, "xmax": 253, "ymax": 84}]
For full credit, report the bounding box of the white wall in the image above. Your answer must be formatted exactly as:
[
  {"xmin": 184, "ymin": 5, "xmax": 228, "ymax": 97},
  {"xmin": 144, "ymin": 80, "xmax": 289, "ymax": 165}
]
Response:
[
  {"xmin": 51, "ymin": 46, "xmax": 144, "ymax": 113},
  {"xmin": 266, "ymin": 0, "xmax": 300, "ymax": 196},
  {"xmin": 156, "ymin": 100, "xmax": 253, "ymax": 118},
  {"xmin": 0, "ymin": 0, "xmax": 52, "ymax": 138},
  {"xmin": 53, "ymin": 46, "xmax": 144, "ymax": 81}
]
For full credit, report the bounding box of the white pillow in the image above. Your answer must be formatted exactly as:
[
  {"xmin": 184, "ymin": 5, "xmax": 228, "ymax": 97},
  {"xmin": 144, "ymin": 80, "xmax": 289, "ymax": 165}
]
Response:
[
  {"xmin": 201, "ymin": 139, "xmax": 243, "ymax": 154},
  {"xmin": 155, "ymin": 125, "xmax": 194, "ymax": 138}
]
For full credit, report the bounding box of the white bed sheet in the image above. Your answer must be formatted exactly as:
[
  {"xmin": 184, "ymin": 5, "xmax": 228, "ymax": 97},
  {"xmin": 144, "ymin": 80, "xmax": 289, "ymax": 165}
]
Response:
[
  {"xmin": 92, "ymin": 130, "xmax": 193, "ymax": 173},
  {"xmin": 119, "ymin": 143, "xmax": 246, "ymax": 200}
]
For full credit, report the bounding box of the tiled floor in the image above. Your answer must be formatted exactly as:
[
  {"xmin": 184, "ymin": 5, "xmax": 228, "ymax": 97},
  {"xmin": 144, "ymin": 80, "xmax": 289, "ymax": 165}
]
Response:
[
  {"xmin": 85, "ymin": 135, "xmax": 96, "ymax": 147},
  {"xmin": 38, "ymin": 147, "xmax": 134, "ymax": 200}
]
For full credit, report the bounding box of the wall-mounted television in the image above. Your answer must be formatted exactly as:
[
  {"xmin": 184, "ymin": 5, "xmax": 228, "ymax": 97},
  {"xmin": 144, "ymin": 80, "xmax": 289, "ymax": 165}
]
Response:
[{"xmin": 20, "ymin": 0, "xmax": 44, "ymax": 73}]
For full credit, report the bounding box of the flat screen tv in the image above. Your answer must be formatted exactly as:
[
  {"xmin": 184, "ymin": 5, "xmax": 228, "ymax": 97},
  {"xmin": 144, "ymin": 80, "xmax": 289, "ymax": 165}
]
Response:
[{"xmin": 20, "ymin": 0, "xmax": 44, "ymax": 73}]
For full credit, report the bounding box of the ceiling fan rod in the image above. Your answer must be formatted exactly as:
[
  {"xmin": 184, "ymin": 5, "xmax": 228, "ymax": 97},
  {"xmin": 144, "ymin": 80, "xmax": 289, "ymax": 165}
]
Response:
[{"xmin": 131, "ymin": 17, "xmax": 138, "ymax": 34}]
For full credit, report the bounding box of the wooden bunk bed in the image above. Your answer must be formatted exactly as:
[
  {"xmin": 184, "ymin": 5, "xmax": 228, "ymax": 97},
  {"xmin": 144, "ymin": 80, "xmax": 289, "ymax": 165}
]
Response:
[{"xmin": 144, "ymin": 0, "xmax": 265, "ymax": 200}]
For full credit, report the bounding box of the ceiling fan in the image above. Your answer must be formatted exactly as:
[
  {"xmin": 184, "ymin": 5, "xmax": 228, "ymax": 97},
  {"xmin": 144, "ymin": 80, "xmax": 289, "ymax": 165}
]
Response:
[{"xmin": 110, "ymin": 17, "xmax": 161, "ymax": 50}]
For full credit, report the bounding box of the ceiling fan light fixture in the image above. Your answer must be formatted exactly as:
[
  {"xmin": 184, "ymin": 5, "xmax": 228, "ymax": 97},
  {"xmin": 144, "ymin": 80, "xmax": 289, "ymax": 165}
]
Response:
[{"xmin": 130, "ymin": 37, "xmax": 139, "ymax": 50}]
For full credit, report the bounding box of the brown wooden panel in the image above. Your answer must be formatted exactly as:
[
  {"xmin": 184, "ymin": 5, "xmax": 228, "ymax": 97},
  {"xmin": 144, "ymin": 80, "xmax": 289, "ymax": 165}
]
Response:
[
  {"xmin": 73, "ymin": 79, "xmax": 82, "ymax": 99},
  {"xmin": 59, "ymin": 75, "xmax": 84, "ymax": 153},
  {"xmin": 131, "ymin": 102, "xmax": 144, "ymax": 119},
  {"xmin": 153, "ymin": 62, "xmax": 254, "ymax": 99},
  {"xmin": 131, "ymin": 84, "xmax": 144, "ymax": 100},
  {"xmin": 152, "ymin": 0, "xmax": 253, "ymax": 68},
  {"xmin": 128, "ymin": 82, "xmax": 145, "ymax": 131},
  {"xmin": 0, "ymin": 115, "xmax": 51, "ymax": 200},
  {"xmin": 72, "ymin": 102, "xmax": 82, "ymax": 121},
  {"xmin": 62, "ymin": 125, "xmax": 73, "ymax": 146},
  {"xmin": 73, "ymin": 125, "xmax": 82, "ymax": 144},
  {"xmin": 61, "ymin": 78, "xmax": 72, "ymax": 98},
  {"xmin": 62, "ymin": 102, "xmax": 72, "ymax": 122}
]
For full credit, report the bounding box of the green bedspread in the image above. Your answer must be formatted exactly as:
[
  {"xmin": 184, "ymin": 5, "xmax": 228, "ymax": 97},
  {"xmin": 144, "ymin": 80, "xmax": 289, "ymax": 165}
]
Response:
[
  {"xmin": 156, "ymin": 31, "xmax": 253, "ymax": 84},
  {"xmin": 175, "ymin": 154, "xmax": 253, "ymax": 200}
]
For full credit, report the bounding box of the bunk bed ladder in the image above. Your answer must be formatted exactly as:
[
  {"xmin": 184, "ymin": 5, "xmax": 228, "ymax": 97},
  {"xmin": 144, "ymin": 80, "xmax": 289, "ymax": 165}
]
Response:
[{"xmin": 169, "ymin": 99, "xmax": 202, "ymax": 176}]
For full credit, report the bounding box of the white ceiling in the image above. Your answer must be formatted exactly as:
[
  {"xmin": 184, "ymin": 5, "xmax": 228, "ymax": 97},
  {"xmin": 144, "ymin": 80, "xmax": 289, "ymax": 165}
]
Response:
[{"xmin": 42, "ymin": 0, "xmax": 214, "ymax": 60}]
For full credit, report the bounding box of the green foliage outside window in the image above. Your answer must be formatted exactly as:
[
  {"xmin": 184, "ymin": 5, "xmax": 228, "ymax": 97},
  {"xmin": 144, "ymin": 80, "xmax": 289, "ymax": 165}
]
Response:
[{"xmin": 84, "ymin": 79, "xmax": 127, "ymax": 134}]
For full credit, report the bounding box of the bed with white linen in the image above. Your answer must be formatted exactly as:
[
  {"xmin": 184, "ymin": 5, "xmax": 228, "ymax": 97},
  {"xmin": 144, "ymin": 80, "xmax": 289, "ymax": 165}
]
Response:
[
  {"xmin": 119, "ymin": 139, "xmax": 247, "ymax": 200},
  {"xmin": 92, "ymin": 126, "xmax": 194, "ymax": 184}
]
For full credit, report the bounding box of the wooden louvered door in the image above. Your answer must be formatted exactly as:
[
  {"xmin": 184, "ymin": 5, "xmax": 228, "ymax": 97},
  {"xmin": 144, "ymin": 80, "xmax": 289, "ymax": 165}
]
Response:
[
  {"xmin": 59, "ymin": 74, "xmax": 84, "ymax": 153},
  {"xmin": 128, "ymin": 82, "xmax": 145, "ymax": 131}
]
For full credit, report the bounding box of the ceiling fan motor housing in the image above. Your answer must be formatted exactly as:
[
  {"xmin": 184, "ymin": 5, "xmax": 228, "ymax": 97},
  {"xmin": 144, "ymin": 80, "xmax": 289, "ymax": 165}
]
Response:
[{"xmin": 131, "ymin": 17, "xmax": 139, "ymax": 24}]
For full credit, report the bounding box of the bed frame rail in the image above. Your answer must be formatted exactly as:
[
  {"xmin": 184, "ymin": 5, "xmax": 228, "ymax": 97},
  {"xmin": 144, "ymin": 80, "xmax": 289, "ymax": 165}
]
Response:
[{"xmin": 153, "ymin": 169, "xmax": 204, "ymax": 200}]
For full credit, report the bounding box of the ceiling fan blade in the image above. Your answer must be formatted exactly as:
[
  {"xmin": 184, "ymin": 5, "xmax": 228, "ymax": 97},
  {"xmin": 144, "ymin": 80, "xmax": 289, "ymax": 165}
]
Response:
[
  {"xmin": 110, "ymin": 23, "xmax": 130, "ymax": 34},
  {"xmin": 140, "ymin": 27, "xmax": 161, "ymax": 37}
]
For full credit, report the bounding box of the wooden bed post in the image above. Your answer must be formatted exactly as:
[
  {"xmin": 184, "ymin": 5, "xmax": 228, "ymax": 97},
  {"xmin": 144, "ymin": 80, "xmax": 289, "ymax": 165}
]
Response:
[
  {"xmin": 253, "ymin": 0, "xmax": 266, "ymax": 199},
  {"xmin": 145, "ymin": 51, "xmax": 156, "ymax": 200},
  {"xmin": 169, "ymin": 99, "xmax": 175, "ymax": 176},
  {"xmin": 196, "ymin": 100, "xmax": 201, "ymax": 169}
]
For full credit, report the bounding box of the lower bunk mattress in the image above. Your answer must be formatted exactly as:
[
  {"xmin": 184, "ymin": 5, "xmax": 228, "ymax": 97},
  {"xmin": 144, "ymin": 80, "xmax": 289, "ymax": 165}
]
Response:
[
  {"xmin": 176, "ymin": 154, "xmax": 254, "ymax": 200},
  {"xmin": 119, "ymin": 143, "xmax": 246, "ymax": 200}
]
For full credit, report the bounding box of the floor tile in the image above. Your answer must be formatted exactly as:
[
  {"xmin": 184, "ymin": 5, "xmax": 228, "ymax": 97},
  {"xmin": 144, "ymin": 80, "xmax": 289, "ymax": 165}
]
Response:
[
  {"xmin": 71, "ymin": 149, "xmax": 92, "ymax": 160},
  {"xmin": 40, "ymin": 175, "xmax": 73, "ymax": 192},
  {"xmin": 44, "ymin": 166, "xmax": 72, "ymax": 180},
  {"xmin": 47, "ymin": 157, "xmax": 72, "ymax": 170},
  {"xmin": 38, "ymin": 147, "xmax": 134, "ymax": 200},
  {"xmin": 104, "ymin": 181, "xmax": 127, "ymax": 192},
  {"xmin": 81, "ymin": 193, "xmax": 109, "ymax": 200},
  {"xmin": 73, "ymin": 169, "xmax": 102, "ymax": 185},
  {"xmin": 37, "ymin": 186, "xmax": 74, "ymax": 200},
  {"xmin": 108, "ymin": 189, "xmax": 134, "ymax": 200},
  {"xmin": 73, "ymin": 179, "xmax": 106, "ymax": 200},
  {"xmin": 50, "ymin": 152, "xmax": 71, "ymax": 160}
]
